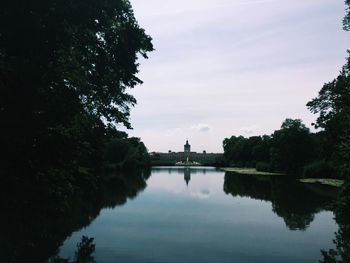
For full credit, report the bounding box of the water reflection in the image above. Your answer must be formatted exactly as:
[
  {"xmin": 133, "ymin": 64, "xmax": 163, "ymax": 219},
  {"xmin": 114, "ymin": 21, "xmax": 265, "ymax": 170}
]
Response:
[
  {"xmin": 0, "ymin": 170, "xmax": 150, "ymax": 263},
  {"xmin": 320, "ymin": 184, "xmax": 350, "ymax": 263},
  {"xmin": 49, "ymin": 236, "xmax": 97, "ymax": 263},
  {"xmin": 1, "ymin": 167, "xmax": 347, "ymax": 263},
  {"xmin": 223, "ymin": 172, "xmax": 337, "ymax": 230},
  {"xmin": 152, "ymin": 166, "xmax": 214, "ymax": 175},
  {"xmin": 184, "ymin": 168, "xmax": 191, "ymax": 186},
  {"xmin": 151, "ymin": 166, "xmax": 218, "ymax": 187},
  {"xmin": 59, "ymin": 167, "xmax": 340, "ymax": 263}
]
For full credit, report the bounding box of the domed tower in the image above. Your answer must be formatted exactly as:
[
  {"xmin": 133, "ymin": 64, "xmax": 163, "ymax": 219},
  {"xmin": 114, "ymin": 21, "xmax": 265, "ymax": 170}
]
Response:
[{"xmin": 184, "ymin": 140, "xmax": 191, "ymax": 153}]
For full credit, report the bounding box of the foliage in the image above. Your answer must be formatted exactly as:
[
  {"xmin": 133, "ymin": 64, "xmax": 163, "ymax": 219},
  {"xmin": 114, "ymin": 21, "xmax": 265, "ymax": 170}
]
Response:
[
  {"xmin": 104, "ymin": 136, "xmax": 150, "ymax": 171},
  {"xmin": 0, "ymin": 0, "xmax": 153, "ymax": 127},
  {"xmin": 311, "ymin": 4, "xmax": 350, "ymax": 261},
  {"xmin": 0, "ymin": 4, "xmax": 152, "ymax": 262},
  {"xmin": 49, "ymin": 236, "xmax": 96, "ymax": 263},
  {"xmin": 311, "ymin": 6, "xmax": 350, "ymax": 260},
  {"xmin": 255, "ymin": 162, "xmax": 270, "ymax": 172},
  {"xmin": 336, "ymin": 130, "xmax": 350, "ymax": 177},
  {"xmin": 270, "ymin": 119, "xmax": 315, "ymax": 174},
  {"xmin": 303, "ymin": 160, "xmax": 335, "ymax": 179},
  {"xmin": 306, "ymin": 57, "xmax": 350, "ymax": 177},
  {"xmin": 223, "ymin": 135, "xmax": 270, "ymax": 168},
  {"xmin": 0, "ymin": 0, "xmax": 153, "ymax": 189},
  {"xmin": 306, "ymin": 0, "xmax": 349, "ymax": 176},
  {"xmin": 320, "ymin": 183, "xmax": 350, "ymax": 263},
  {"xmin": 307, "ymin": 58, "xmax": 350, "ymax": 138},
  {"xmin": 344, "ymin": 0, "xmax": 350, "ymax": 31},
  {"xmin": 223, "ymin": 119, "xmax": 317, "ymax": 176},
  {"xmin": 74, "ymin": 236, "xmax": 96, "ymax": 263}
]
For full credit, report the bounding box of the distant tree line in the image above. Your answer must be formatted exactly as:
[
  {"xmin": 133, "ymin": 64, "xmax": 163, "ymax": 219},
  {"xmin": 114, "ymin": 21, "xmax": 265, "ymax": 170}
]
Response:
[{"xmin": 223, "ymin": 118, "xmax": 333, "ymax": 177}]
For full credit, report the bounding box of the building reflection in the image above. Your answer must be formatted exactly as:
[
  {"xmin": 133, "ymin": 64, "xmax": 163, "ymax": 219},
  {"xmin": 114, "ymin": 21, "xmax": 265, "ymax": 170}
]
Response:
[
  {"xmin": 184, "ymin": 168, "xmax": 191, "ymax": 186},
  {"xmin": 152, "ymin": 166, "xmax": 221, "ymax": 187}
]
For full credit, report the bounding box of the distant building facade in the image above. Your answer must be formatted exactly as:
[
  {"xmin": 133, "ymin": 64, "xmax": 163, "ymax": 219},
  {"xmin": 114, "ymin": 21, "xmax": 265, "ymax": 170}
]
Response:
[{"xmin": 150, "ymin": 140, "xmax": 223, "ymax": 166}]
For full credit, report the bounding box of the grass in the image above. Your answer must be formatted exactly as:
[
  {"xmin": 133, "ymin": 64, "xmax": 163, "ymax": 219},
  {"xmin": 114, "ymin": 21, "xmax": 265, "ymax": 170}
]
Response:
[
  {"xmin": 221, "ymin": 167, "xmax": 285, "ymax": 176},
  {"xmin": 299, "ymin": 178, "xmax": 344, "ymax": 188}
]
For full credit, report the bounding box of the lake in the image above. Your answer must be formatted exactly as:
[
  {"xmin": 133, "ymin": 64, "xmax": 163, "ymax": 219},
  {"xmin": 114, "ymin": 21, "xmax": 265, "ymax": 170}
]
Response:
[{"xmin": 58, "ymin": 166, "xmax": 338, "ymax": 263}]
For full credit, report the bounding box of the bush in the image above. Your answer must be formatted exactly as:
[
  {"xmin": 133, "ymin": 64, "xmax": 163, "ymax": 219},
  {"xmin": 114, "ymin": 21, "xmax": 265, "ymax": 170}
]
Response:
[
  {"xmin": 256, "ymin": 162, "xmax": 270, "ymax": 172},
  {"xmin": 103, "ymin": 137, "xmax": 150, "ymax": 172},
  {"xmin": 303, "ymin": 160, "xmax": 335, "ymax": 178}
]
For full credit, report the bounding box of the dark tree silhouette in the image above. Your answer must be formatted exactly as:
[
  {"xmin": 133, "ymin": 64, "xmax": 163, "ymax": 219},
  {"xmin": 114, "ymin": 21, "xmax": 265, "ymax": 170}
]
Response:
[
  {"xmin": 270, "ymin": 119, "xmax": 315, "ymax": 174},
  {"xmin": 343, "ymin": 0, "xmax": 350, "ymax": 31},
  {"xmin": 223, "ymin": 119, "xmax": 316, "ymax": 175},
  {"xmin": 0, "ymin": 0, "xmax": 153, "ymax": 184},
  {"xmin": 306, "ymin": 0, "xmax": 350, "ymax": 178}
]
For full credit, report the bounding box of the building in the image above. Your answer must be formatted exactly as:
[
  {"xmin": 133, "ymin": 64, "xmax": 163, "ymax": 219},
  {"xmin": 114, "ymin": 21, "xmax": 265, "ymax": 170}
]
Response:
[
  {"xmin": 150, "ymin": 140, "xmax": 223, "ymax": 166},
  {"xmin": 184, "ymin": 140, "xmax": 191, "ymax": 153}
]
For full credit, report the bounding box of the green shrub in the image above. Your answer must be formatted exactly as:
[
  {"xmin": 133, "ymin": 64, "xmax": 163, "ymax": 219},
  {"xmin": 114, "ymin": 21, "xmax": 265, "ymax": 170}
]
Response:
[
  {"xmin": 303, "ymin": 160, "xmax": 334, "ymax": 178},
  {"xmin": 256, "ymin": 162, "xmax": 270, "ymax": 172},
  {"xmin": 103, "ymin": 137, "xmax": 150, "ymax": 172}
]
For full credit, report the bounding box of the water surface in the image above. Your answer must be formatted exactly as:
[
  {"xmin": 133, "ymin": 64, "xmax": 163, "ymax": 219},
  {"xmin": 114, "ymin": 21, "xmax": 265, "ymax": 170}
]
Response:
[{"xmin": 59, "ymin": 167, "xmax": 338, "ymax": 263}]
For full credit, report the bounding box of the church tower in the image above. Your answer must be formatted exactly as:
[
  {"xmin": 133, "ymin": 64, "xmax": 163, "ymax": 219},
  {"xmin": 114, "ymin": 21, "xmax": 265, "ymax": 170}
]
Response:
[{"xmin": 184, "ymin": 140, "xmax": 191, "ymax": 153}]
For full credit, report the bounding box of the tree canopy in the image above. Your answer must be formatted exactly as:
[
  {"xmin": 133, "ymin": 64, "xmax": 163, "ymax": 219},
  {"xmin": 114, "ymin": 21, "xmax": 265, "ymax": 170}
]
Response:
[
  {"xmin": 0, "ymin": 0, "xmax": 153, "ymax": 128},
  {"xmin": 306, "ymin": 0, "xmax": 350, "ymax": 176},
  {"xmin": 270, "ymin": 119, "xmax": 314, "ymax": 173},
  {"xmin": 344, "ymin": 0, "xmax": 350, "ymax": 30},
  {"xmin": 0, "ymin": 0, "xmax": 153, "ymax": 184},
  {"xmin": 223, "ymin": 119, "xmax": 319, "ymax": 175}
]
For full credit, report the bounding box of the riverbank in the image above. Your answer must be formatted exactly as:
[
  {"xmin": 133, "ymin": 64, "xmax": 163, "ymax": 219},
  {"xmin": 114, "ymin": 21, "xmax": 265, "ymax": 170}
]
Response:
[
  {"xmin": 299, "ymin": 178, "xmax": 344, "ymax": 188},
  {"xmin": 221, "ymin": 167, "xmax": 285, "ymax": 176},
  {"xmin": 222, "ymin": 167, "xmax": 344, "ymax": 188}
]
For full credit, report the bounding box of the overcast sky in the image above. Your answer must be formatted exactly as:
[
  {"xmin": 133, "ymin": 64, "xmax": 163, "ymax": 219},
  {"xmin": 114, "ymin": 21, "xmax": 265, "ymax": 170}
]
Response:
[{"xmin": 126, "ymin": 0, "xmax": 350, "ymax": 153}]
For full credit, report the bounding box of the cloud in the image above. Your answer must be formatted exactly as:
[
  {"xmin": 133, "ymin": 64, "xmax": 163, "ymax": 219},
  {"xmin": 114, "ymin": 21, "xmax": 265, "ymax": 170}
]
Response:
[
  {"xmin": 240, "ymin": 125, "xmax": 258, "ymax": 135},
  {"xmin": 191, "ymin": 189, "xmax": 211, "ymax": 199},
  {"xmin": 191, "ymin": 124, "xmax": 211, "ymax": 132}
]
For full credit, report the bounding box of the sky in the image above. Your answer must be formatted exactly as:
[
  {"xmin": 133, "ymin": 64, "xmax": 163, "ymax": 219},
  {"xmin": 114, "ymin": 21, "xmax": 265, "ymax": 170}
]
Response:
[{"xmin": 125, "ymin": 0, "xmax": 350, "ymax": 153}]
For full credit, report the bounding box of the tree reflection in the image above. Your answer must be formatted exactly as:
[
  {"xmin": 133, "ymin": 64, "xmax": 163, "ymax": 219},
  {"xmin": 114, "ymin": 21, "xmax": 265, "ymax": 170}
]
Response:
[
  {"xmin": 320, "ymin": 184, "xmax": 350, "ymax": 263},
  {"xmin": 223, "ymin": 172, "xmax": 337, "ymax": 230},
  {"xmin": 0, "ymin": 170, "xmax": 150, "ymax": 263},
  {"xmin": 49, "ymin": 236, "xmax": 96, "ymax": 263}
]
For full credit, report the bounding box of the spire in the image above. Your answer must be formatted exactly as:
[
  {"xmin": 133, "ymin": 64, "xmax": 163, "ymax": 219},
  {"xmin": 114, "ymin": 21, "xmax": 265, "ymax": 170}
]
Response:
[{"xmin": 184, "ymin": 139, "xmax": 191, "ymax": 152}]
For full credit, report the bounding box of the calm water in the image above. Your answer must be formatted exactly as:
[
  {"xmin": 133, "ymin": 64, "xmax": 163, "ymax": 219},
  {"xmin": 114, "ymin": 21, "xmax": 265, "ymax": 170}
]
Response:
[{"xmin": 58, "ymin": 167, "xmax": 338, "ymax": 263}]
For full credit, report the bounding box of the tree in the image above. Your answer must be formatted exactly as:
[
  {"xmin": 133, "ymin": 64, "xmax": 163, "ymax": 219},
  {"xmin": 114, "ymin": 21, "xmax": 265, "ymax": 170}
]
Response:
[
  {"xmin": 0, "ymin": 1, "xmax": 153, "ymax": 183},
  {"xmin": 316, "ymin": 4, "xmax": 350, "ymax": 261},
  {"xmin": 306, "ymin": 0, "xmax": 350, "ymax": 176},
  {"xmin": 270, "ymin": 119, "xmax": 315, "ymax": 174},
  {"xmin": 343, "ymin": 0, "xmax": 350, "ymax": 31},
  {"xmin": 104, "ymin": 136, "xmax": 150, "ymax": 170},
  {"xmin": 307, "ymin": 59, "xmax": 350, "ymax": 136},
  {"xmin": 223, "ymin": 135, "xmax": 271, "ymax": 168},
  {"xmin": 1, "ymin": 0, "xmax": 153, "ymax": 126}
]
